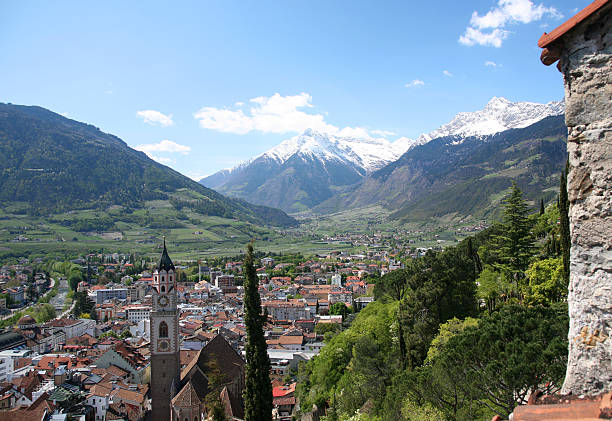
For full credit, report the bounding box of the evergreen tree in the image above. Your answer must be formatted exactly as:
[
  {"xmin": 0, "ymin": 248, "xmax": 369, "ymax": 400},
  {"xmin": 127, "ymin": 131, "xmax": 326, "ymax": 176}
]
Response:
[
  {"xmin": 494, "ymin": 183, "xmax": 535, "ymax": 285},
  {"xmin": 540, "ymin": 198, "xmax": 545, "ymax": 215},
  {"xmin": 467, "ymin": 238, "xmax": 483, "ymax": 274},
  {"xmin": 243, "ymin": 243, "xmax": 273, "ymax": 421},
  {"xmin": 559, "ymin": 163, "xmax": 570, "ymax": 285}
]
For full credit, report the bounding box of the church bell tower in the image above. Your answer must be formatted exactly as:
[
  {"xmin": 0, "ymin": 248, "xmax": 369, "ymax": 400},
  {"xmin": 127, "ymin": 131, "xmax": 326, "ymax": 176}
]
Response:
[{"xmin": 150, "ymin": 239, "xmax": 180, "ymax": 421}]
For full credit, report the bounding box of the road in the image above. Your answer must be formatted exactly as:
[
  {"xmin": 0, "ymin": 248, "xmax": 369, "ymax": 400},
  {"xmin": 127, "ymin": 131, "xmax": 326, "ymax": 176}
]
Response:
[
  {"xmin": 0, "ymin": 277, "xmax": 56, "ymax": 321},
  {"xmin": 50, "ymin": 277, "xmax": 69, "ymax": 314}
]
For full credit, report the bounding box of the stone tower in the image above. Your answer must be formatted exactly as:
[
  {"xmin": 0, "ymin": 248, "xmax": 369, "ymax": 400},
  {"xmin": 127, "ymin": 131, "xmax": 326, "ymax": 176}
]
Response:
[
  {"xmin": 150, "ymin": 239, "xmax": 181, "ymax": 421},
  {"xmin": 539, "ymin": 0, "xmax": 612, "ymax": 395}
]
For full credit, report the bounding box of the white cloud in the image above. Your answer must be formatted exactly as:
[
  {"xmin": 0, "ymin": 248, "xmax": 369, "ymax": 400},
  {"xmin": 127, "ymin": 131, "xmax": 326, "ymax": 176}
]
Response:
[
  {"xmin": 459, "ymin": 27, "xmax": 510, "ymax": 47},
  {"xmin": 194, "ymin": 92, "xmax": 361, "ymax": 137},
  {"xmin": 485, "ymin": 60, "xmax": 500, "ymax": 67},
  {"xmin": 405, "ymin": 79, "xmax": 425, "ymax": 88},
  {"xmin": 135, "ymin": 139, "xmax": 191, "ymax": 155},
  {"xmin": 194, "ymin": 92, "xmax": 337, "ymax": 135},
  {"xmin": 136, "ymin": 110, "xmax": 174, "ymax": 127},
  {"xmin": 193, "ymin": 93, "xmax": 403, "ymax": 142},
  {"xmin": 443, "ymin": 70, "xmax": 453, "ymax": 77},
  {"xmin": 371, "ymin": 129, "xmax": 396, "ymax": 137},
  {"xmin": 460, "ymin": 0, "xmax": 561, "ymax": 47}
]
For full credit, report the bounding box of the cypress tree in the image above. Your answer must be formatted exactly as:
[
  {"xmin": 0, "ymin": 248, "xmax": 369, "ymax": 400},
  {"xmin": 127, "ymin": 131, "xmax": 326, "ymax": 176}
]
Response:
[
  {"xmin": 559, "ymin": 163, "xmax": 571, "ymax": 284},
  {"xmin": 467, "ymin": 237, "xmax": 483, "ymax": 274},
  {"xmin": 540, "ymin": 198, "xmax": 545, "ymax": 215},
  {"xmin": 243, "ymin": 243, "xmax": 273, "ymax": 421}
]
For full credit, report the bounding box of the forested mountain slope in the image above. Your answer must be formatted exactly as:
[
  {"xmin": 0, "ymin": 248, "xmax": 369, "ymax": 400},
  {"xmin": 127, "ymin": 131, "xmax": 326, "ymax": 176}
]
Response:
[
  {"xmin": 315, "ymin": 115, "xmax": 567, "ymax": 221},
  {"xmin": 0, "ymin": 103, "xmax": 296, "ymax": 227}
]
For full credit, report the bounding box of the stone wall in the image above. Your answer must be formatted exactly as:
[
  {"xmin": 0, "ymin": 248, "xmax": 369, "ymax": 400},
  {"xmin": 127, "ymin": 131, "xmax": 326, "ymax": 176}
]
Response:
[{"xmin": 560, "ymin": 7, "xmax": 612, "ymax": 395}]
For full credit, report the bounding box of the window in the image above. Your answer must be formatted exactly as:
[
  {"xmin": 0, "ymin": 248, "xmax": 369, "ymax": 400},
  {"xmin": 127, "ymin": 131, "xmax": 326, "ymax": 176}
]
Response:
[
  {"xmin": 161, "ymin": 276, "xmax": 165, "ymax": 283},
  {"xmin": 161, "ymin": 285, "xmax": 165, "ymax": 292},
  {"xmin": 159, "ymin": 321, "xmax": 168, "ymax": 337}
]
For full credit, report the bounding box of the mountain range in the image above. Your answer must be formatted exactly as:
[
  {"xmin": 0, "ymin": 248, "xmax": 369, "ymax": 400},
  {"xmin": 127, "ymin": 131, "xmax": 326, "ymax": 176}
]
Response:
[
  {"xmin": 200, "ymin": 97, "xmax": 565, "ymax": 215},
  {"xmin": 316, "ymin": 114, "xmax": 567, "ymax": 221},
  {"xmin": 0, "ymin": 103, "xmax": 297, "ymax": 227}
]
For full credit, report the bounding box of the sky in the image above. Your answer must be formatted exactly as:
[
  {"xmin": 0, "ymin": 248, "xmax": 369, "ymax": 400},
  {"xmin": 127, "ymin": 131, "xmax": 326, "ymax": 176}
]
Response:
[{"xmin": 0, "ymin": 0, "xmax": 588, "ymax": 180}]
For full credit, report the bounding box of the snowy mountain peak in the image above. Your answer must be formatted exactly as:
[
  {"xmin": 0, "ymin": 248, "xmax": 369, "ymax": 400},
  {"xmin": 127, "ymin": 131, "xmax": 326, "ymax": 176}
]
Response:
[
  {"xmin": 418, "ymin": 97, "xmax": 564, "ymax": 143},
  {"xmin": 203, "ymin": 97, "xmax": 564, "ymax": 187},
  {"xmin": 260, "ymin": 129, "xmax": 401, "ymax": 172}
]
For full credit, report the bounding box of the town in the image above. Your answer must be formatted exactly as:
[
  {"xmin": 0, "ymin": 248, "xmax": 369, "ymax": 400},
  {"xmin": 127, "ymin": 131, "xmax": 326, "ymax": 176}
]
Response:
[{"xmin": 0, "ymin": 243, "xmax": 413, "ymax": 420}]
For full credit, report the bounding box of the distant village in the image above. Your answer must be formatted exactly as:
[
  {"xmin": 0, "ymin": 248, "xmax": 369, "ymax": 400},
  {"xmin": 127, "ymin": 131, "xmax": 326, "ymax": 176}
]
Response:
[{"xmin": 0, "ymin": 246, "xmax": 416, "ymax": 420}]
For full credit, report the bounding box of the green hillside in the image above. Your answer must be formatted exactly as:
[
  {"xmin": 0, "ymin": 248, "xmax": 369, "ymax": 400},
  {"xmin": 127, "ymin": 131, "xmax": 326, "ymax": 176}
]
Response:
[{"xmin": 0, "ymin": 103, "xmax": 296, "ymax": 228}]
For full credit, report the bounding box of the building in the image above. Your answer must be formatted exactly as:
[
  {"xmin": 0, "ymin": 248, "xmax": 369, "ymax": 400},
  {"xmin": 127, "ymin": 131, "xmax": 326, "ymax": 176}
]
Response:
[
  {"xmin": 149, "ymin": 241, "xmax": 246, "ymax": 420},
  {"xmin": 150, "ymin": 240, "xmax": 181, "ymax": 421},
  {"xmin": 125, "ymin": 305, "xmax": 150, "ymax": 323},
  {"xmin": 0, "ymin": 331, "xmax": 26, "ymax": 351},
  {"xmin": 128, "ymin": 283, "xmax": 148, "ymax": 302},
  {"xmin": 43, "ymin": 318, "xmax": 95, "ymax": 339},
  {"xmin": 0, "ymin": 349, "xmax": 33, "ymax": 382},
  {"xmin": 95, "ymin": 288, "xmax": 128, "ymax": 304},
  {"xmin": 263, "ymin": 300, "xmax": 316, "ymax": 321},
  {"xmin": 328, "ymin": 291, "xmax": 353, "ymax": 307},
  {"xmin": 215, "ymin": 274, "xmax": 235, "ymax": 290},
  {"xmin": 176, "ymin": 333, "xmax": 245, "ymax": 420},
  {"xmin": 539, "ymin": 0, "xmax": 612, "ymax": 396},
  {"xmin": 331, "ymin": 273, "xmax": 342, "ymax": 287},
  {"xmin": 7, "ymin": 287, "xmax": 24, "ymax": 304}
]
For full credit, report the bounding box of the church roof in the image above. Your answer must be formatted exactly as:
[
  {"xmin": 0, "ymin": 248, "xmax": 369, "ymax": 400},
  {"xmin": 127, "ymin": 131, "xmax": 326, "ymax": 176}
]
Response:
[
  {"xmin": 172, "ymin": 380, "xmax": 200, "ymax": 407},
  {"xmin": 158, "ymin": 238, "xmax": 175, "ymax": 271},
  {"xmin": 179, "ymin": 334, "xmax": 245, "ymax": 418}
]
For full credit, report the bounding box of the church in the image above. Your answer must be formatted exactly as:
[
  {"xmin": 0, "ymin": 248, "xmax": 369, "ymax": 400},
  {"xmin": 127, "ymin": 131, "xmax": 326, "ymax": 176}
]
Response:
[{"xmin": 150, "ymin": 240, "xmax": 245, "ymax": 421}]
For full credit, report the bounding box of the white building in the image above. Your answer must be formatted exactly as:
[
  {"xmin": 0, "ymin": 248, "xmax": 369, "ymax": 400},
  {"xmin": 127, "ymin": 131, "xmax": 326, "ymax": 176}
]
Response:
[
  {"xmin": 0, "ymin": 349, "xmax": 34, "ymax": 382},
  {"xmin": 43, "ymin": 318, "xmax": 95, "ymax": 339},
  {"xmin": 125, "ymin": 306, "xmax": 150, "ymax": 323},
  {"xmin": 331, "ymin": 274, "xmax": 342, "ymax": 287}
]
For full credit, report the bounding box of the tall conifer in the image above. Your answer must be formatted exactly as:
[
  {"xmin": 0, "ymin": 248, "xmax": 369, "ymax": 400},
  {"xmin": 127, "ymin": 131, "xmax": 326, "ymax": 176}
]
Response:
[
  {"xmin": 243, "ymin": 243, "xmax": 273, "ymax": 421},
  {"xmin": 493, "ymin": 182, "xmax": 534, "ymax": 283}
]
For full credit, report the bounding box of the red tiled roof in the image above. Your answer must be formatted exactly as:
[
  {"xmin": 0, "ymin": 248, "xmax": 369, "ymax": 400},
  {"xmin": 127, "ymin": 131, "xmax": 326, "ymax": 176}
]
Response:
[
  {"xmin": 273, "ymin": 383, "xmax": 296, "ymax": 398},
  {"xmin": 538, "ymin": 0, "xmax": 611, "ymax": 48}
]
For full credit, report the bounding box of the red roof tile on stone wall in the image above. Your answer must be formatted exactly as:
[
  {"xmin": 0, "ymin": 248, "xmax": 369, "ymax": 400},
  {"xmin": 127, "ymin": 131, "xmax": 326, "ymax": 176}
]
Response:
[{"xmin": 538, "ymin": 0, "xmax": 611, "ymax": 48}]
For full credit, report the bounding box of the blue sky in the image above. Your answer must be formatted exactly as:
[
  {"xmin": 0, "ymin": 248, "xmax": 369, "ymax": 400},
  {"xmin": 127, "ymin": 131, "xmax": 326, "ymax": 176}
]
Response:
[{"xmin": 0, "ymin": 0, "xmax": 587, "ymax": 180}]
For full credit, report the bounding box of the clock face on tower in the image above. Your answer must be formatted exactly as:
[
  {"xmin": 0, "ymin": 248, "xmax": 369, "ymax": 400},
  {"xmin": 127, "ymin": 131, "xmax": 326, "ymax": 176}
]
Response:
[
  {"xmin": 157, "ymin": 339, "xmax": 170, "ymax": 352},
  {"xmin": 159, "ymin": 295, "xmax": 169, "ymax": 308}
]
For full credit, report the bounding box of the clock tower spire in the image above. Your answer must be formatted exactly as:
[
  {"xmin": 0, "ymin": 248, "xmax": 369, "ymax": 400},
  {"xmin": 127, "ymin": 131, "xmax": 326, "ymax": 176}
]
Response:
[{"xmin": 150, "ymin": 238, "xmax": 180, "ymax": 421}]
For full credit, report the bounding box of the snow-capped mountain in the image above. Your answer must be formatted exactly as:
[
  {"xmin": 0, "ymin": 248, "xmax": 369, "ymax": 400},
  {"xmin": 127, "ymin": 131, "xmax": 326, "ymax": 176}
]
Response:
[
  {"xmin": 259, "ymin": 128, "xmax": 405, "ymax": 173},
  {"xmin": 201, "ymin": 159, "xmax": 254, "ymax": 189},
  {"xmin": 200, "ymin": 96, "xmax": 565, "ymax": 213},
  {"xmin": 417, "ymin": 97, "xmax": 564, "ymax": 143},
  {"xmin": 200, "ymin": 129, "xmax": 405, "ymax": 212}
]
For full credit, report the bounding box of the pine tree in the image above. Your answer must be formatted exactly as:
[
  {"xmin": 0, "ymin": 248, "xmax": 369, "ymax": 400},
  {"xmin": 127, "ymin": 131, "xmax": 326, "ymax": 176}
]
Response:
[
  {"xmin": 243, "ymin": 243, "xmax": 273, "ymax": 421},
  {"xmin": 494, "ymin": 182, "xmax": 535, "ymax": 284},
  {"xmin": 559, "ymin": 162, "xmax": 571, "ymax": 284}
]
